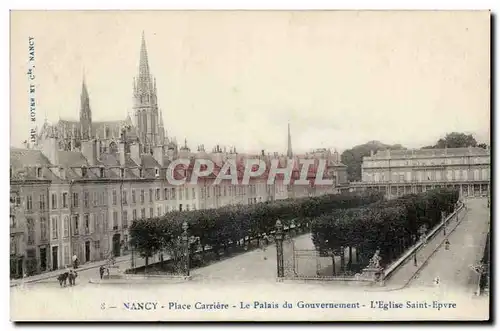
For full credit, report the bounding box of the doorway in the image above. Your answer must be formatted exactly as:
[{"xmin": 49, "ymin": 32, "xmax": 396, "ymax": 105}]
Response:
[
  {"xmin": 40, "ymin": 247, "xmax": 47, "ymax": 272},
  {"xmin": 85, "ymin": 241, "xmax": 91, "ymax": 262},
  {"xmin": 112, "ymin": 234, "xmax": 121, "ymax": 257},
  {"xmin": 52, "ymin": 246, "xmax": 58, "ymax": 270}
]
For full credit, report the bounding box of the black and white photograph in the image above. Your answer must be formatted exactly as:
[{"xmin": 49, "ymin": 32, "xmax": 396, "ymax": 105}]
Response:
[{"xmin": 9, "ymin": 10, "xmax": 491, "ymax": 321}]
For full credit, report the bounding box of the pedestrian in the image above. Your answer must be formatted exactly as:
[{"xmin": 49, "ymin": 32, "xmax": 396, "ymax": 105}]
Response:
[
  {"xmin": 99, "ymin": 265, "xmax": 105, "ymax": 279},
  {"xmin": 445, "ymin": 239, "xmax": 450, "ymax": 251},
  {"xmin": 433, "ymin": 276, "xmax": 440, "ymax": 286},
  {"xmin": 413, "ymin": 253, "xmax": 417, "ymax": 267}
]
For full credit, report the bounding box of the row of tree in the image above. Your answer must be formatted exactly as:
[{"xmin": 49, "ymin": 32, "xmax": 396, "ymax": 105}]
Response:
[
  {"xmin": 129, "ymin": 192, "xmax": 384, "ymax": 266},
  {"xmin": 311, "ymin": 188, "xmax": 460, "ymax": 273}
]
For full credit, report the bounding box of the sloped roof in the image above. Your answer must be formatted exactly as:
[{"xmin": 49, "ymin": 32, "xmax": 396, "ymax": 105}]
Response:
[
  {"xmin": 10, "ymin": 148, "xmax": 52, "ymax": 169},
  {"xmin": 371, "ymin": 147, "xmax": 490, "ymax": 159},
  {"xmin": 57, "ymin": 151, "xmax": 89, "ymax": 167}
]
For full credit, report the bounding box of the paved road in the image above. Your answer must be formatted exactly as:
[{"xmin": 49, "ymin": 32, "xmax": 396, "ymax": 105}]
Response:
[{"xmin": 409, "ymin": 198, "xmax": 490, "ymax": 292}]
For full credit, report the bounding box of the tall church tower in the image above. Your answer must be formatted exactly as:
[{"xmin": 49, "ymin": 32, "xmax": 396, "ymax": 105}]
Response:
[
  {"xmin": 133, "ymin": 31, "xmax": 160, "ymax": 151},
  {"xmin": 287, "ymin": 122, "xmax": 293, "ymax": 158},
  {"xmin": 80, "ymin": 76, "xmax": 92, "ymax": 140}
]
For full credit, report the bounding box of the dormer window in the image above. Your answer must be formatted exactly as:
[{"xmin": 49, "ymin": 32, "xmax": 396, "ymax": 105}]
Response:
[
  {"xmin": 81, "ymin": 167, "xmax": 88, "ymax": 177},
  {"xmin": 100, "ymin": 167, "xmax": 105, "ymax": 178},
  {"xmin": 139, "ymin": 168, "xmax": 144, "ymax": 178},
  {"xmin": 120, "ymin": 168, "xmax": 125, "ymax": 178},
  {"xmin": 37, "ymin": 167, "xmax": 42, "ymax": 178},
  {"xmin": 155, "ymin": 168, "xmax": 159, "ymax": 177}
]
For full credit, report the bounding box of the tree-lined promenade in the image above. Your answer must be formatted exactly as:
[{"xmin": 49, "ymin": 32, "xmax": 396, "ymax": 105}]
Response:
[
  {"xmin": 129, "ymin": 192, "xmax": 383, "ymax": 269},
  {"xmin": 311, "ymin": 188, "xmax": 460, "ymax": 274},
  {"xmin": 129, "ymin": 187, "xmax": 459, "ymax": 275}
]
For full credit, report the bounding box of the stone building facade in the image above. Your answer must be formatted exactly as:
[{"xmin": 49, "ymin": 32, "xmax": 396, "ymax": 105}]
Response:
[{"xmin": 350, "ymin": 147, "xmax": 491, "ymax": 199}]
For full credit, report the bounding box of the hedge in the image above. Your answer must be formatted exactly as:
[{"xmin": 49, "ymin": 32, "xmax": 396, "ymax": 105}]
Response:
[
  {"xmin": 311, "ymin": 187, "xmax": 460, "ymax": 270},
  {"xmin": 129, "ymin": 191, "xmax": 384, "ymax": 265}
]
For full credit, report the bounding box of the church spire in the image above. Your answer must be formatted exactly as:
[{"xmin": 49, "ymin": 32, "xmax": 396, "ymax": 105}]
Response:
[
  {"xmin": 138, "ymin": 31, "xmax": 151, "ymax": 90},
  {"xmin": 80, "ymin": 74, "xmax": 92, "ymax": 140},
  {"xmin": 287, "ymin": 122, "xmax": 293, "ymax": 158}
]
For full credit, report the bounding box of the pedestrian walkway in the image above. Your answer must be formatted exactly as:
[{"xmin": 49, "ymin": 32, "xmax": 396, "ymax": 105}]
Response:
[
  {"xmin": 10, "ymin": 254, "xmax": 133, "ymax": 287},
  {"xmin": 383, "ymin": 202, "xmax": 469, "ymax": 290}
]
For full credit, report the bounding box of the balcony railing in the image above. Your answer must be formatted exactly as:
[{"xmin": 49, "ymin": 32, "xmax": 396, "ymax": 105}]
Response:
[{"xmin": 353, "ymin": 178, "xmax": 490, "ymax": 185}]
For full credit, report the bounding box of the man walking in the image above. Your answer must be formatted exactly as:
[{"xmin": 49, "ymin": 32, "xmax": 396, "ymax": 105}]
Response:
[{"xmin": 99, "ymin": 265, "xmax": 105, "ymax": 279}]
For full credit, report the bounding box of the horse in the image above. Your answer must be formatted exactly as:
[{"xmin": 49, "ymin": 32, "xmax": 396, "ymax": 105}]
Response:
[{"xmin": 57, "ymin": 272, "xmax": 69, "ymax": 287}]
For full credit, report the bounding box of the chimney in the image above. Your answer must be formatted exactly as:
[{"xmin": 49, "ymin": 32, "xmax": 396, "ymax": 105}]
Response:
[
  {"xmin": 118, "ymin": 141, "xmax": 126, "ymax": 166},
  {"xmin": 41, "ymin": 136, "xmax": 59, "ymax": 165},
  {"xmin": 153, "ymin": 146, "xmax": 164, "ymax": 167},
  {"xmin": 130, "ymin": 142, "xmax": 142, "ymax": 166},
  {"xmin": 81, "ymin": 139, "xmax": 97, "ymax": 166}
]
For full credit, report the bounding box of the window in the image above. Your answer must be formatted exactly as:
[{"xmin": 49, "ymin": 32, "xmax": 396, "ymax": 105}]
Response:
[
  {"xmin": 141, "ymin": 208, "xmax": 145, "ymax": 219},
  {"xmin": 436, "ymin": 171, "xmax": 441, "ymax": 181},
  {"xmin": 186, "ymin": 204, "xmax": 190, "ymax": 211},
  {"xmin": 39, "ymin": 194, "xmax": 46, "ymax": 210},
  {"xmin": 94, "ymin": 241, "xmax": 100, "ymax": 250},
  {"xmin": 223, "ymin": 186, "xmax": 226, "ymax": 196},
  {"xmin": 92, "ymin": 213, "xmax": 96, "ymax": 234},
  {"xmin": 84, "ymin": 192, "xmax": 89, "ymax": 208},
  {"xmin": 132, "ymin": 190, "xmax": 136, "ymax": 204},
  {"xmin": 51, "ymin": 216, "xmax": 59, "ymax": 239},
  {"xmin": 51, "ymin": 193, "xmax": 57, "ymax": 209},
  {"xmin": 122, "ymin": 190, "xmax": 128, "ymax": 205},
  {"xmin": 40, "ymin": 217, "xmax": 47, "ymax": 241},
  {"xmin": 72, "ymin": 193, "xmax": 79, "ymax": 207},
  {"xmin": 192, "ymin": 188, "xmax": 196, "ymax": 199},
  {"xmin": 122, "ymin": 211, "xmax": 128, "ymax": 228},
  {"xmin": 179, "ymin": 204, "xmax": 183, "ymax": 211},
  {"xmin": 63, "ymin": 216, "xmax": 69, "ymax": 237},
  {"xmin": 120, "ymin": 168, "xmax": 125, "ymax": 178},
  {"xmin": 72, "ymin": 215, "xmax": 79, "ymax": 235},
  {"xmin": 103, "ymin": 212, "xmax": 108, "ymax": 232},
  {"xmin": 140, "ymin": 190, "xmax": 145, "ymax": 204},
  {"xmin": 113, "ymin": 211, "xmax": 118, "ymax": 230},
  {"xmin": 171, "ymin": 188, "xmax": 176, "ymax": 199},
  {"xmin": 157, "ymin": 207, "xmax": 161, "ymax": 216},
  {"xmin": 93, "ymin": 192, "xmax": 97, "ymax": 206},
  {"xmin": 37, "ymin": 167, "xmax": 42, "ymax": 178},
  {"xmin": 10, "ymin": 236, "xmax": 16, "ymax": 255},
  {"xmin": 139, "ymin": 168, "xmax": 144, "ymax": 178},
  {"xmin": 164, "ymin": 188, "xmax": 169, "ymax": 200},
  {"xmin": 132, "ymin": 209, "xmax": 137, "ymax": 220},
  {"xmin": 100, "ymin": 168, "xmax": 105, "ymax": 178},
  {"xmin": 10, "ymin": 215, "xmax": 15, "ymax": 228},
  {"xmin": 185, "ymin": 187, "xmax": 189, "ymax": 200},
  {"xmin": 155, "ymin": 168, "xmax": 159, "ymax": 177},
  {"xmin": 112, "ymin": 190, "xmax": 117, "ymax": 205},
  {"xmin": 27, "ymin": 218, "xmax": 35, "ymax": 245},
  {"xmin": 82, "ymin": 167, "xmax": 87, "ymax": 177},
  {"xmin": 149, "ymin": 189, "xmax": 153, "ymax": 202},
  {"xmin": 84, "ymin": 214, "xmax": 90, "ymax": 234},
  {"xmin": 155, "ymin": 188, "xmax": 160, "ymax": 200},
  {"xmin": 192, "ymin": 204, "xmax": 196, "ymax": 210},
  {"xmin": 178, "ymin": 188, "xmax": 183, "ymax": 200},
  {"xmin": 64, "ymin": 245, "xmax": 70, "ymax": 266},
  {"xmin": 482, "ymin": 168, "xmax": 488, "ymax": 180},
  {"xmin": 149, "ymin": 207, "xmax": 153, "ymax": 217}
]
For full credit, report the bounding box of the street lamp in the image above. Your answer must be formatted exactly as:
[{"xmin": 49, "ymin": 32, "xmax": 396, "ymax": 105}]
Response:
[
  {"xmin": 275, "ymin": 219, "xmax": 284, "ymax": 278},
  {"xmin": 182, "ymin": 221, "xmax": 190, "ymax": 277}
]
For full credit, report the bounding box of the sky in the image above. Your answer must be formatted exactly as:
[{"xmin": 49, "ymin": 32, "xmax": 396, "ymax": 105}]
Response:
[{"xmin": 10, "ymin": 11, "xmax": 490, "ymax": 153}]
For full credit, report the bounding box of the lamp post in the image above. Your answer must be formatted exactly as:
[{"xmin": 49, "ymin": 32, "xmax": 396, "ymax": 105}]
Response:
[
  {"xmin": 275, "ymin": 219, "xmax": 284, "ymax": 278},
  {"xmin": 182, "ymin": 221, "xmax": 190, "ymax": 277},
  {"xmin": 130, "ymin": 239, "xmax": 135, "ymax": 269}
]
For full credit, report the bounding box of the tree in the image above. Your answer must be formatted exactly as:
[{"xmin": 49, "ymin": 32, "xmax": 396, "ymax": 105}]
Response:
[
  {"xmin": 341, "ymin": 141, "xmax": 406, "ymax": 182},
  {"xmin": 427, "ymin": 132, "xmax": 478, "ymax": 149},
  {"xmin": 478, "ymin": 143, "xmax": 488, "ymax": 149}
]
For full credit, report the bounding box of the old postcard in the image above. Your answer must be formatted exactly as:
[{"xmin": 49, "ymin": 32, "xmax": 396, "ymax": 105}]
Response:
[{"xmin": 9, "ymin": 10, "xmax": 490, "ymax": 322}]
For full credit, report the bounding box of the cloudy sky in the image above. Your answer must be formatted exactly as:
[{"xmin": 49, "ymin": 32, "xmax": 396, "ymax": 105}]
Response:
[{"xmin": 10, "ymin": 11, "xmax": 490, "ymax": 153}]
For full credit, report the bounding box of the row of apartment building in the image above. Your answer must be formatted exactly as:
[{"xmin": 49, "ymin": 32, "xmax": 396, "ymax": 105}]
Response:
[{"xmin": 10, "ymin": 138, "xmax": 348, "ymax": 279}]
